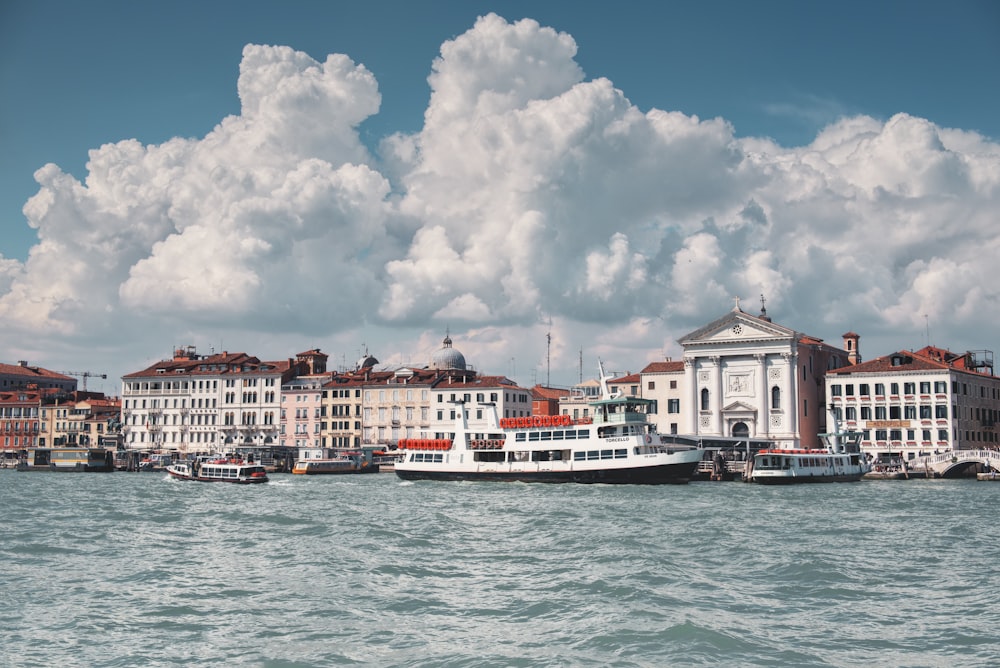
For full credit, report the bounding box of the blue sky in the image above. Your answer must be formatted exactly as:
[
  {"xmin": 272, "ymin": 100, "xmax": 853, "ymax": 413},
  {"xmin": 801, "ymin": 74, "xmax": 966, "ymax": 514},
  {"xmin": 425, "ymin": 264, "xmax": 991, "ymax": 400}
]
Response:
[
  {"xmin": 0, "ymin": 0, "xmax": 998, "ymax": 391},
  {"xmin": 4, "ymin": 0, "xmax": 997, "ymax": 262}
]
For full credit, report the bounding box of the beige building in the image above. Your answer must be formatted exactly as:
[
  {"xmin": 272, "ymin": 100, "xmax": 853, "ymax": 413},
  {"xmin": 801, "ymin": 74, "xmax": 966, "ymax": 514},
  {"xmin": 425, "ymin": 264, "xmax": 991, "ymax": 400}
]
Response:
[{"xmin": 826, "ymin": 345, "xmax": 998, "ymax": 462}]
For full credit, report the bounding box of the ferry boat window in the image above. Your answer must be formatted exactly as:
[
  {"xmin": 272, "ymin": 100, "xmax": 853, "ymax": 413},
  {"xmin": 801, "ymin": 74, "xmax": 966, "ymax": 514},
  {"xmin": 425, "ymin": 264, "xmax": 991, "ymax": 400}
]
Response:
[
  {"xmin": 551, "ymin": 430, "xmax": 564, "ymax": 439},
  {"xmin": 574, "ymin": 451, "xmax": 586, "ymax": 461},
  {"xmin": 587, "ymin": 451, "xmax": 600, "ymax": 460},
  {"xmin": 614, "ymin": 449, "xmax": 627, "ymax": 459},
  {"xmin": 601, "ymin": 450, "xmax": 612, "ymax": 459},
  {"xmin": 528, "ymin": 432, "xmax": 540, "ymax": 441},
  {"xmin": 515, "ymin": 433, "xmax": 527, "ymax": 442}
]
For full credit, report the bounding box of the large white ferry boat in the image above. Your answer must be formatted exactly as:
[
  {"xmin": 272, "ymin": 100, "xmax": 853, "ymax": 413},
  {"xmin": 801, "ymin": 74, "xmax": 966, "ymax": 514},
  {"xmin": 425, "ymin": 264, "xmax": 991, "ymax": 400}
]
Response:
[
  {"xmin": 395, "ymin": 363, "xmax": 703, "ymax": 484},
  {"xmin": 747, "ymin": 409, "xmax": 871, "ymax": 484}
]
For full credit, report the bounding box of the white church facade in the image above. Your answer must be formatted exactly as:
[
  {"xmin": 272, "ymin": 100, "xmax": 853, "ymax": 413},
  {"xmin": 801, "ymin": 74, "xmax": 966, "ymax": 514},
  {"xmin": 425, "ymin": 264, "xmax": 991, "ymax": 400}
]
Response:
[{"xmin": 671, "ymin": 303, "xmax": 853, "ymax": 449}]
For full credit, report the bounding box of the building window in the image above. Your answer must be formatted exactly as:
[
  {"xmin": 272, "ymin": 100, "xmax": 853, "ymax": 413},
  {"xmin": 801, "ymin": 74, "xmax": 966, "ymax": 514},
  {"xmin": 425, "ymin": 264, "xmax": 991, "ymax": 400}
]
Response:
[
  {"xmin": 771, "ymin": 386, "xmax": 781, "ymax": 410},
  {"xmin": 845, "ymin": 407, "xmax": 856, "ymax": 421},
  {"xmin": 830, "ymin": 384, "xmax": 842, "ymax": 397},
  {"xmin": 934, "ymin": 381, "xmax": 947, "ymax": 394},
  {"xmin": 669, "ymin": 380, "xmax": 677, "ymax": 389},
  {"xmin": 648, "ymin": 381, "xmax": 655, "ymax": 390},
  {"xmin": 875, "ymin": 383, "xmax": 885, "ymax": 396},
  {"xmin": 700, "ymin": 388, "xmax": 709, "ymax": 411},
  {"xmin": 667, "ymin": 399, "xmax": 680, "ymax": 414},
  {"xmin": 936, "ymin": 405, "xmax": 948, "ymax": 419}
]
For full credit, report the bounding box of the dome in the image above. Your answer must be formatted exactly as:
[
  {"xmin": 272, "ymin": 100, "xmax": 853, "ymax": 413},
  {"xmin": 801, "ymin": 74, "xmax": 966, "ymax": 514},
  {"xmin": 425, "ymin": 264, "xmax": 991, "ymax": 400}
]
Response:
[
  {"xmin": 357, "ymin": 353, "xmax": 379, "ymax": 370},
  {"xmin": 429, "ymin": 334, "xmax": 466, "ymax": 370}
]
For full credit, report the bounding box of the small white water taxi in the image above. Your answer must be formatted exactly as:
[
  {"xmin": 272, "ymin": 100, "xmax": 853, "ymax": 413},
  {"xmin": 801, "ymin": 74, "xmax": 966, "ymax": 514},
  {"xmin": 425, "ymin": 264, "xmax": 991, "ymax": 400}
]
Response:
[
  {"xmin": 166, "ymin": 457, "xmax": 269, "ymax": 484},
  {"xmin": 748, "ymin": 408, "xmax": 870, "ymax": 484}
]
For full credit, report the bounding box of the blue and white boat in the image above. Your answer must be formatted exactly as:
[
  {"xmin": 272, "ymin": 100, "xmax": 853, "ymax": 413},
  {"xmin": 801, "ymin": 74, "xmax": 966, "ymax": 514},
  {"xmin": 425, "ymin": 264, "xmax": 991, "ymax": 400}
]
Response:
[{"xmin": 748, "ymin": 408, "xmax": 871, "ymax": 484}]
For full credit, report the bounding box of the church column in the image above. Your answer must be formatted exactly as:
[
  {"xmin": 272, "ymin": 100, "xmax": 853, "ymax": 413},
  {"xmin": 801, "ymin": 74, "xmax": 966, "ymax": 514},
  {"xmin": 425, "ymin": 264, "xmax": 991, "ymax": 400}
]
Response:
[
  {"xmin": 711, "ymin": 355, "xmax": 723, "ymax": 435},
  {"xmin": 684, "ymin": 358, "xmax": 697, "ymax": 434},
  {"xmin": 756, "ymin": 353, "xmax": 769, "ymax": 437},
  {"xmin": 782, "ymin": 352, "xmax": 798, "ymax": 443}
]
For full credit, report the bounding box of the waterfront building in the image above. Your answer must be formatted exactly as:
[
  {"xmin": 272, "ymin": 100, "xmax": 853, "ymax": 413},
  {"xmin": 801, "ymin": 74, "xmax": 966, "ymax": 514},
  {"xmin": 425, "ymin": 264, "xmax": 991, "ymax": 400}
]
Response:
[
  {"xmin": 826, "ymin": 345, "xmax": 999, "ymax": 462},
  {"xmin": 361, "ymin": 366, "xmax": 440, "ymax": 447},
  {"xmin": 636, "ymin": 360, "xmax": 685, "ymax": 436},
  {"xmin": 675, "ymin": 302, "xmax": 852, "ymax": 449},
  {"xmin": 281, "ymin": 372, "xmax": 326, "ymax": 451},
  {"xmin": 555, "ymin": 379, "xmax": 601, "ymax": 421},
  {"xmin": 321, "ymin": 371, "xmax": 366, "ymax": 449},
  {"xmin": 42, "ymin": 392, "xmax": 120, "ymax": 449},
  {"xmin": 429, "ymin": 374, "xmax": 530, "ymax": 436},
  {"xmin": 0, "ymin": 361, "xmax": 76, "ymax": 392},
  {"xmin": 0, "ymin": 386, "xmax": 52, "ymax": 457},
  {"xmin": 121, "ymin": 347, "xmax": 304, "ymax": 454},
  {"xmin": 608, "ymin": 373, "xmax": 640, "ymax": 398},
  {"xmin": 532, "ymin": 385, "xmax": 566, "ymax": 416}
]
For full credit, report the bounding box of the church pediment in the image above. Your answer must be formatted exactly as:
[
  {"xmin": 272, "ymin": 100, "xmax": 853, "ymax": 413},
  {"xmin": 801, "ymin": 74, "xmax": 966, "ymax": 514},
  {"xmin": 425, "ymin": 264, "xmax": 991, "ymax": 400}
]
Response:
[
  {"xmin": 722, "ymin": 400, "xmax": 757, "ymax": 413},
  {"xmin": 678, "ymin": 309, "xmax": 796, "ymax": 346}
]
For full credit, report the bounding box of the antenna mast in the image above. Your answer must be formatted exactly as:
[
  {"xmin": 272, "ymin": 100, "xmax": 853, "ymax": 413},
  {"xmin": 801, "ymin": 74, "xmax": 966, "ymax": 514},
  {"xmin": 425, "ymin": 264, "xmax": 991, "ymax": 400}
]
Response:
[{"xmin": 545, "ymin": 323, "xmax": 551, "ymax": 387}]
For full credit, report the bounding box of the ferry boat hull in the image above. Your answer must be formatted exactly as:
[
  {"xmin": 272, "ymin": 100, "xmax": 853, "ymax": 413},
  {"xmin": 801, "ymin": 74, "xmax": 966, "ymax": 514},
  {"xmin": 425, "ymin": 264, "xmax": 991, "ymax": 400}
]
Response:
[
  {"xmin": 751, "ymin": 470, "xmax": 866, "ymax": 485},
  {"xmin": 395, "ymin": 456, "xmax": 700, "ymax": 485}
]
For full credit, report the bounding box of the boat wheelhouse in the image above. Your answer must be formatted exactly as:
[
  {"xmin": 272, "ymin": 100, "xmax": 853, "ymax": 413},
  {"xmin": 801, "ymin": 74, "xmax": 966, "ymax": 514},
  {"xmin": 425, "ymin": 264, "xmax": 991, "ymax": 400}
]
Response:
[{"xmin": 395, "ymin": 362, "xmax": 703, "ymax": 484}]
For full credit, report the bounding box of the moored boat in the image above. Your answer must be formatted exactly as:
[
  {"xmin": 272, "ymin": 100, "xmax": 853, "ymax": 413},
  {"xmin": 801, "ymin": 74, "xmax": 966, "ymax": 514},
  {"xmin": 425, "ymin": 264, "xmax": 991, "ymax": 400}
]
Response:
[
  {"xmin": 864, "ymin": 458, "xmax": 910, "ymax": 480},
  {"xmin": 747, "ymin": 408, "xmax": 870, "ymax": 484},
  {"xmin": 292, "ymin": 450, "xmax": 379, "ymax": 475},
  {"xmin": 17, "ymin": 447, "xmax": 115, "ymax": 472},
  {"xmin": 394, "ymin": 362, "xmax": 703, "ymax": 484},
  {"xmin": 166, "ymin": 456, "xmax": 269, "ymax": 484}
]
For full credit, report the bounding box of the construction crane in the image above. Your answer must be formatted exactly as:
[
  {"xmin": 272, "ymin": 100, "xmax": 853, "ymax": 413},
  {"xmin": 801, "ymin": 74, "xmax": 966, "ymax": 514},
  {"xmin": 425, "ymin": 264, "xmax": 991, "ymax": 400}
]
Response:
[{"xmin": 60, "ymin": 370, "xmax": 107, "ymax": 392}]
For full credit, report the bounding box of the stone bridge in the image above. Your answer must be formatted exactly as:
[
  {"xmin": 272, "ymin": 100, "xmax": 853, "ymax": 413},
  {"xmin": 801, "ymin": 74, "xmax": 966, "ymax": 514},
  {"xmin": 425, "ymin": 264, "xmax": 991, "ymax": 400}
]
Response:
[{"xmin": 910, "ymin": 449, "xmax": 1000, "ymax": 478}]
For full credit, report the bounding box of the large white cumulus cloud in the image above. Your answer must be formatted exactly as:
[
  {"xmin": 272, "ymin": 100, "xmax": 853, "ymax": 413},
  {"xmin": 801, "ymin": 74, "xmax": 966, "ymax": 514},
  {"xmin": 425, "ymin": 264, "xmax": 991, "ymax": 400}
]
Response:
[
  {"xmin": 2, "ymin": 13, "xmax": 999, "ymax": 382},
  {"xmin": 2, "ymin": 43, "xmax": 391, "ymax": 339}
]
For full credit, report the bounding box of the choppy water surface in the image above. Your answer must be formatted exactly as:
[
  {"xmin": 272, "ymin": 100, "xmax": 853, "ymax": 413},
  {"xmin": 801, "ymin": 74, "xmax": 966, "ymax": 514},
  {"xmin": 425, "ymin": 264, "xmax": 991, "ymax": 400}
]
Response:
[{"xmin": 2, "ymin": 471, "xmax": 998, "ymax": 667}]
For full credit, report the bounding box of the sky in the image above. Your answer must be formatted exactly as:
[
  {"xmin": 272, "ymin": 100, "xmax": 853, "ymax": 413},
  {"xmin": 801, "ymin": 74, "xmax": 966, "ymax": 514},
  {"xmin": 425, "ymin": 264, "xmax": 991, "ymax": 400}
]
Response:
[{"xmin": 1, "ymin": 0, "xmax": 999, "ymax": 396}]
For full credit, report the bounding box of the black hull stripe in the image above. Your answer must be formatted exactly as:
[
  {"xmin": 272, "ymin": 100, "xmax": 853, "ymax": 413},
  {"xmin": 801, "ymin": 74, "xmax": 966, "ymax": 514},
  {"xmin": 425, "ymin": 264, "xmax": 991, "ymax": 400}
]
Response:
[
  {"xmin": 752, "ymin": 474, "xmax": 864, "ymax": 485},
  {"xmin": 395, "ymin": 462, "xmax": 698, "ymax": 485}
]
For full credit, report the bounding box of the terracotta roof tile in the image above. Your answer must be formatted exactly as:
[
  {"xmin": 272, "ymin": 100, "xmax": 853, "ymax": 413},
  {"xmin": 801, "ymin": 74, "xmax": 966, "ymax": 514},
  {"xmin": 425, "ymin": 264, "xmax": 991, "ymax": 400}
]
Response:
[{"xmin": 640, "ymin": 361, "xmax": 684, "ymax": 374}]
